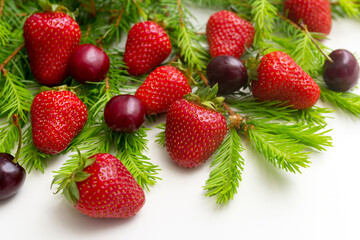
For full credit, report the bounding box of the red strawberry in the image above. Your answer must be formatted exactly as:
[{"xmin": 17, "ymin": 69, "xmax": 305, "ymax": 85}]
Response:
[
  {"xmin": 124, "ymin": 21, "xmax": 172, "ymax": 76},
  {"xmin": 74, "ymin": 153, "xmax": 145, "ymax": 218},
  {"xmin": 135, "ymin": 66, "xmax": 192, "ymax": 115},
  {"xmin": 206, "ymin": 10, "xmax": 255, "ymax": 58},
  {"xmin": 165, "ymin": 99, "xmax": 227, "ymax": 168},
  {"xmin": 23, "ymin": 12, "xmax": 81, "ymax": 86},
  {"xmin": 284, "ymin": 0, "xmax": 332, "ymax": 35},
  {"xmin": 31, "ymin": 90, "xmax": 88, "ymax": 155},
  {"xmin": 251, "ymin": 51, "xmax": 320, "ymax": 109}
]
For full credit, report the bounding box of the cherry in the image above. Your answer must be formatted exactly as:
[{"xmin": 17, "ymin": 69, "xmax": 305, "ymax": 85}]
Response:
[
  {"xmin": 104, "ymin": 95, "xmax": 146, "ymax": 133},
  {"xmin": 206, "ymin": 55, "xmax": 248, "ymax": 95},
  {"xmin": 323, "ymin": 49, "xmax": 360, "ymax": 92},
  {"xmin": 68, "ymin": 44, "xmax": 110, "ymax": 84},
  {"xmin": 0, "ymin": 115, "xmax": 26, "ymax": 200}
]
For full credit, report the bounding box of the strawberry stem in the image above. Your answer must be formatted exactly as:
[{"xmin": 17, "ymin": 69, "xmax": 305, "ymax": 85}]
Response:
[
  {"xmin": 11, "ymin": 114, "xmax": 22, "ymax": 164},
  {"xmin": 37, "ymin": 0, "xmax": 52, "ymax": 11}
]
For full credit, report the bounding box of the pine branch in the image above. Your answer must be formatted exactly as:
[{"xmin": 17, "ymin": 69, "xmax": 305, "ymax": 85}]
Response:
[
  {"xmin": 0, "ymin": 120, "xmax": 18, "ymax": 153},
  {"xmin": 250, "ymin": 0, "xmax": 280, "ymax": 48},
  {"xmin": 0, "ymin": 72, "xmax": 33, "ymax": 123},
  {"xmin": 320, "ymin": 84, "xmax": 360, "ymax": 116},
  {"xmin": 111, "ymin": 127, "xmax": 161, "ymax": 190},
  {"xmin": 155, "ymin": 123, "xmax": 166, "ymax": 147},
  {"xmin": 246, "ymin": 122, "xmax": 311, "ymax": 173},
  {"xmin": 19, "ymin": 126, "xmax": 50, "ymax": 172},
  {"xmin": 204, "ymin": 128, "xmax": 245, "ymax": 204},
  {"xmin": 158, "ymin": 0, "xmax": 210, "ymax": 70},
  {"xmin": 249, "ymin": 119, "xmax": 332, "ymax": 151},
  {"xmin": 332, "ymin": 0, "xmax": 360, "ymax": 18}
]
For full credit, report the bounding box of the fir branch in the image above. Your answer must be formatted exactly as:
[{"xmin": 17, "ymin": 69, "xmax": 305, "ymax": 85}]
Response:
[
  {"xmin": 292, "ymin": 106, "xmax": 332, "ymax": 126},
  {"xmin": 246, "ymin": 123, "xmax": 311, "ymax": 173},
  {"xmin": 0, "ymin": 72, "xmax": 33, "ymax": 123},
  {"xmin": 155, "ymin": 123, "xmax": 166, "ymax": 147},
  {"xmin": 250, "ymin": 0, "xmax": 280, "ymax": 48},
  {"xmin": 320, "ymin": 85, "xmax": 360, "ymax": 116},
  {"xmin": 158, "ymin": 0, "xmax": 210, "ymax": 69},
  {"xmin": 183, "ymin": 0, "xmax": 230, "ymax": 8},
  {"xmin": 332, "ymin": 0, "xmax": 360, "ymax": 18},
  {"xmin": 0, "ymin": 20, "xmax": 10, "ymax": 46},
  {"xmin": 0, "ymin": 120, "xmax": 18, "ymax": 153},
  {"xmin": 275, "ymin": 14, "xmax": 329, "ymax": 76},
  {"xmin": 204, "ymin": 128, "xmax": 245, "ymax": 204},
  {"xmin": 19, "ymin": 126, "xmax": 50, "ymax": 172},
  {"xmin": 249, "ymin": 119, "xmax": 332, "ymax": 151},
  {"xmin": 226, "ymin": 96, "xmax": 298, "ymax": 122},
  {"xmin": 111, "ymin": 127, "xmax": 161, "ymax": 190}
]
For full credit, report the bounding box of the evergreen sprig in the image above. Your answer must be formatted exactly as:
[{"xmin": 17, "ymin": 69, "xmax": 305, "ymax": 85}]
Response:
[
  {"xmin": 246, "ymin": 125, "xmax": 311, "ymax": 173},
  {"xmin": 320, "ymin": 85, "xmax": 360, "ymax": 116},
  {"xmin": 0, "ymin": 73, "xmax": 33, "ymax": 123},
  {"xmin": 250, "ymin": 0, "xmax": 280, "ymax": 48},
  {"xmin": 204, "ymin": 128, "xmax": 245, "ymax": 204},
  {"xmin": 111, "ymin": 127, "xmax": 161, "ymax": 190},
  {"xmin": 157, "ymin": 0, "xmax": 210, "ymax": 69},
  {"xmin": 0, "ymin": 120, "xmax": 19, "ymax": 153}
]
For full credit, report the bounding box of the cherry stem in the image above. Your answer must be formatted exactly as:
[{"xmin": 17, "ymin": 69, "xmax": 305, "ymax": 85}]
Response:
[
  {"xmin": 299, "ymin": 23, "xmax": 333, "ymax": 63},
  {"xmin": 277, "ymin": 13, "xmax": 333, "ymax": 63},
  {"xmin": 12, "ymin": 114, "xmax": 22, "ymax": 164}
]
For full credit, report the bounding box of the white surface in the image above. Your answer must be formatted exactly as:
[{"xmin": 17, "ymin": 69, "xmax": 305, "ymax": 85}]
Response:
[{"xmin": 1, "ymin": 8, "xmax": 360, "ymax": 240}]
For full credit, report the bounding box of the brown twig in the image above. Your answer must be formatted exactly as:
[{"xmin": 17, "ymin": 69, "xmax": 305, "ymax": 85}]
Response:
[
  {"xmin": 0, "ymin": 0, "xmax": 4, "ymax": 17},
  {"xmin": 0, "ymin": 43, "xmax": 25, "ymax": 73},
  {"xmin": 177, "ymin": 0, "xmax": 185, "ymax": 27},
  {"xmin": 277, "ymin": 13, "xmax": 333, "ymax": 63},
  {"xmin": 105, "ymin": 76, "xmax": 110, "ymax": 92}
]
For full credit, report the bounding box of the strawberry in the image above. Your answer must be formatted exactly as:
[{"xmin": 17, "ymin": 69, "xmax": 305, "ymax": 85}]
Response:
[
  {"xmin": 165, "ymin": 98, "xmax": 227, "ymax": 168},
  {"xmin": 30, "ymin": 90, "xmax": 88, "ymax": 155},
  {"xmin": 251, "ymin": 51, "xmax": 320, "ymax": 109},
  {"xmin": 206, "ymin": 10, "xmax": 255, "ymax": 58},
  {"xmin": 135, "ymin": 66, "xmax": 192, "ymax": 115},
  {"xmin": 23, "ymin": 11, "xmax": 81, "ymax": 86},
  {"xmin": 74, "ymin": 153, "xmax": 145, "ymax": 218},
  {"xmin": 123, "ymin": 21, "xmax": 172, "ymax": 76},
  {"xmin": 284, "ymin": 0, "xmax": 332, "ymax": 35}
]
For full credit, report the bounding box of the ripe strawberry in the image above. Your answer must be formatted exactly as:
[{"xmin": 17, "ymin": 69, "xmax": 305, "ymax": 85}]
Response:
[
  {"xmin": 135, "ymin": 66, "xmax": 192, "ymax": 115},
  {"xmin": 284, "ymin": 0, "xmax": 332, "ymax": 35},
  {"xmin": 206, "ymin": 10, "xmax": 255, "ymax": 58},
  {"xmin": 165, "ymin": 99, "xmax": 227, "ymax": 168},
  {"xmin": 251, "ymin": 51, "xmax": 320, "ymax": 109},
  {"xmin": 123, "ymin": 21, "xmax": 172, "ymax": 76},
  {"xmin": 23, "ymin": 12, "xmax": 81, "ymax": 86},
  {"xmin": 31, "ymin": 90, "xmax": 88, "ymax": 155},
  {"xmin": 74, "ymin": 153, "xmax": 145, "ymax": 218}
]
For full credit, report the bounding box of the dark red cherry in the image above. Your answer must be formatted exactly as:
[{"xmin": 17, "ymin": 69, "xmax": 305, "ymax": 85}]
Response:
[
  {"xmin": 69, "ymin": 44, "xmax": 110, "ymax": 84},
  {"xmin": 0, "ymin": 153, "xmax": 26, "ymax": 200},
  {"xmin": 323, "ymin": 49, "xmax": 360, "ymax": 92},
  {"xmin": 206, "ymin": 55, "xmax": 248, "ymax": 95},
  {"xmin": 104, "ymin": 95, "xmax": 146, "ymax": 133}
]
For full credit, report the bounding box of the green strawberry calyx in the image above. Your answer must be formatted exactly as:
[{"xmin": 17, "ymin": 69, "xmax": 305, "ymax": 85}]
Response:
[
  {"xmin": 184, "ymin": 84, "xmax": 225, "ymax": 112},
  {"xmin": 40, "ymin": 85, "xmax": 80, "ymax": 94},
  {"xmin": 51, "ymin": 149, "xmax": 95, "ymax": 205},
  {"xmin": 37, "ymin": 0, "xmax": 77, "ymax": 20}
]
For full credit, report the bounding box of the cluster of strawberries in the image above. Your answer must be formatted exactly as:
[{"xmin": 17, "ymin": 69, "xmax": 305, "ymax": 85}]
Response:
[{"xmin": 10, "ymin": 0, "xmax": 335, "ymax": 219}]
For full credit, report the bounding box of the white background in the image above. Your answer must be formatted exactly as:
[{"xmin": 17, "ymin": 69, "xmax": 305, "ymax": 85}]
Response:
[{"xmin": 1, "ymin": 7, "xmax": 360, "ymax": 240}]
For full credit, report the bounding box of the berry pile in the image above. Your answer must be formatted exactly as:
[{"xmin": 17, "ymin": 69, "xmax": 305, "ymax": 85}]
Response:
[{"xmin": 1, "ymin": 0, "xmax": 360, "ymax": 219}]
